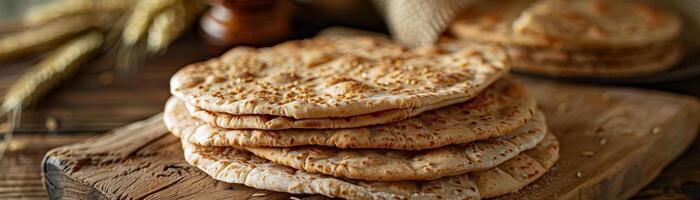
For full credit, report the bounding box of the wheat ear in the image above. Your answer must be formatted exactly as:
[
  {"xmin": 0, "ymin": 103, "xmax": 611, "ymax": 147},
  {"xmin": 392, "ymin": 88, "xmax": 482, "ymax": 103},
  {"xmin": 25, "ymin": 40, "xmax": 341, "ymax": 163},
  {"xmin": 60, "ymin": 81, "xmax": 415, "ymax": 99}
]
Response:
[
  {"xmin": 0, "ymin": 108, "xmax": 20, "ymax": 161},
  {"xmin": 24, "ymin": 0, "xmax": 135, "ymax": 27},
  {"xmin": 2, "ymin": 31, "xmax": 103, "ymax": 112},
  {"xmin": 122, "ymin": 0, "xmax": 179, "ymax": 46},
  {"xmin": 0, "ymin": 16, "xmax": 94, "ymax": 62},
  {"xmin": 0, "ymin": 31, "xmax": 102, "ymax": 160},
  {"xmin": 147, "ymin": 0, "xmax": 206, "ymax": 53}
]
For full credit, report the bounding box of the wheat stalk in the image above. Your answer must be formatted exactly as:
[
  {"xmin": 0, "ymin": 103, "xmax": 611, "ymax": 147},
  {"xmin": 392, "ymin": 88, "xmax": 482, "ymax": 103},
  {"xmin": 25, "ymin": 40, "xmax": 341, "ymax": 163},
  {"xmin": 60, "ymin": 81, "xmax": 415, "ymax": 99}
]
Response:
[
  {"xmin": 24, "ymin": 0, "xmax": 135, "ymax": 27},
  {"xmin": 147, "ymin": 0, "xmax": 206, "ymax": 53},
  {"xmin": 122, "ymin": 0, "xmax": 179, "ymax": 46},
  {"xmin": 0, "ymin": 31, "xmax": 103, "ymax": 160},
  {"xmin": 0, "ymin": 16, "xmax": 94, "ymax": 62},
  {"xmin": 2, "ymin": 31, "xmax": 103, "ymax": 112},
  {"xmin": 0, "ymin": 108, "xmax": 20, "ymax": 161}
]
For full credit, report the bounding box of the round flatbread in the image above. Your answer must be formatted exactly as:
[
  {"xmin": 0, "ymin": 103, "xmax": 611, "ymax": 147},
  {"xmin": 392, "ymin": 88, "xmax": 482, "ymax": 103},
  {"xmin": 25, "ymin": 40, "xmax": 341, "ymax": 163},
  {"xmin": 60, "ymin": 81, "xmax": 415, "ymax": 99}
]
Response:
[
  {"xmin": 511, "ymin": 0, "xmax": 681, "ymax": 48},
  {"xmin": 185, "ymin": 93, "xmax": 479, "ymax": 130},
  {"xmin": 244, "ymin": 111, "xmax": 546, "ymax": 181},
  {"xmin": 165, "ymin": 78, "xmax": 537, "ymax": 150},
  {"xmin": 170, "ymin": 36, "xmax": 508, "ymax": 119},
  {"xmin": 512, "ymin": 44, "xmax": 682, "ymax": 77},
  {"xmin": 505, "ymin": 43, "xmax": 675, "ymax": 64},
  {"xmin": 438, "ymin": 37, "xmax": 682, "ymax": 78},
  {"xmin": 449, "ymin": 0, "xmax": 680, "ymax": 49},
  {"xmin": 180, "ymin": 132, "xmax": 560, "ymax": 199}
]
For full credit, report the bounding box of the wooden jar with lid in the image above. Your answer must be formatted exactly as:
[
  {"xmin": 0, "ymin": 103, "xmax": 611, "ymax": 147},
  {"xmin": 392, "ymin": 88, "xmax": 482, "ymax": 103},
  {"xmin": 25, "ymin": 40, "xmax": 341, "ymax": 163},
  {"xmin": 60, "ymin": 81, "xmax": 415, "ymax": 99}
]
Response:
[{"xmin": 200, "ymin": 0, "xmax": 290, "ymax": 52}]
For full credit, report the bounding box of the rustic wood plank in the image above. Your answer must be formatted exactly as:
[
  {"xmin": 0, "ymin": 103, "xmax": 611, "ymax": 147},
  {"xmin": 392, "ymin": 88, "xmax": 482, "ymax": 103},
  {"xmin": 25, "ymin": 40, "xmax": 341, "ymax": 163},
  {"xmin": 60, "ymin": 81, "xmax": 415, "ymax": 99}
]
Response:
[
  {"xmin": 40, "ymin": 79, "xmax": 700, "ymax": 200},
  {"xmin": 0, "ymin": 134, "xmax": 94, "ymax": 200},
  {"xmin": 501, "ymin": 78, "xmax": 700, "ymax": 199},
  {"xmin": 42, "ymin": 115, "xmax": 314, "ymax": 200},
  {"xmin": 633, "ymin": 138, "xmax": 700, "ymax": 199}
]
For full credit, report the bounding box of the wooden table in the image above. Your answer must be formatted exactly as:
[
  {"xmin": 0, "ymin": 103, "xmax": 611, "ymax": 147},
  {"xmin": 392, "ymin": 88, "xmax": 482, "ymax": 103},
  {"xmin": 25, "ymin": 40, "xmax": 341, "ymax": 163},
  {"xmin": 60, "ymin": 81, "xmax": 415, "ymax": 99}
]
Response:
[{"xmin": 1, "ymin": 35, "xmax": 699, "ymax": 199}]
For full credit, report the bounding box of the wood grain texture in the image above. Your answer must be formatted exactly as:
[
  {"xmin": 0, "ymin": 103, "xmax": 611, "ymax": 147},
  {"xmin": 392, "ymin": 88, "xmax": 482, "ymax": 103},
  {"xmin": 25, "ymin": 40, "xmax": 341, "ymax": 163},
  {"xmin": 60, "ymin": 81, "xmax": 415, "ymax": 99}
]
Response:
[
  {"xmin": 41, "ymin": 79, "xmax": 700, "ymax": 199},
  {"xmin": 43, "ymin": 115, "xmax": 311, "ymax": 200},
  {"xmin": 505, "ymin": 78, "xmax": 700, "ymax": 200},
  {"xmin": 633, "ymin": 138, "xmax": 700, "ymax": 200},
  {"xmin": 0, "ymin": 134, "xmax": 93, "ymax": 200}
]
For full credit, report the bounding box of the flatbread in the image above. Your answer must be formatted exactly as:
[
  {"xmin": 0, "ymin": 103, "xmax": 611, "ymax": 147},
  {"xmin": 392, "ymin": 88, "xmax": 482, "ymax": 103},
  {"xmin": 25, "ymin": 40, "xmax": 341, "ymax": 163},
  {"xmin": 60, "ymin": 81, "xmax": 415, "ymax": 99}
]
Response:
[
  {"xmin": 449, "ymin": 0, "xmax": 680, "ymax": 49},
  {"xmin": 449, "ymin": 0, "xmax": 540, "ymax": 46},
  {"xmin": 165, "ymin": 78, "xmax": 537, "ymax": 150},
  {"xmin": 185, "ymin": 92, "xmax": 480, "ymax": 130},
  {"xmin": 244, "ymin": 111, "xmax": 546, "ymax": 181},
  {"xmin": 438, "ymin": 37, "xmax": 681, "ymax": 77},
  {"xmin": 511, "ymin": 0, "xmax": 681, "ymax": 49},
  {"xmin": 180, "ymin": 132, "xmax": 559, "ymax": 199},
  {"xmin": 170, "ymin": 36, "xmax": 508, "ymax": 119},
  {"xmin": 439, "ymin": 36, "xmax": 675, "ymax": 63},
  {"xmin": 511, "ymin": 44, "xmax": 682, "ymax": 77},
  {"xmin": 505, "ymin": 42, "xmax": 675, "ymax": 64}
]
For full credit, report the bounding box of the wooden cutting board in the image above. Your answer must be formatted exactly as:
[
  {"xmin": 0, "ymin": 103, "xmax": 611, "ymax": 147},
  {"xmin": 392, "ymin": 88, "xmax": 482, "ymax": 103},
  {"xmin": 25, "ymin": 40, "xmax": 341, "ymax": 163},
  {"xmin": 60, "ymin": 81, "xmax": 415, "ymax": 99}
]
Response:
[{"xmin": 41, "ymin": 78, "xmax": 700, "ymax": 200}]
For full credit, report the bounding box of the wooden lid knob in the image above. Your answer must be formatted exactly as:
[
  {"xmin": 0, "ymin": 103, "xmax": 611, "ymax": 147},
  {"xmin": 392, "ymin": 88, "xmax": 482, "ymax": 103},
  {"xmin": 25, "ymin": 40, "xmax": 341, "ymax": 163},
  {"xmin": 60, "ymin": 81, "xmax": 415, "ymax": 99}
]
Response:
[{"xmin": 200, "ymin": 0, "xmax": 290, "ymax": 53}]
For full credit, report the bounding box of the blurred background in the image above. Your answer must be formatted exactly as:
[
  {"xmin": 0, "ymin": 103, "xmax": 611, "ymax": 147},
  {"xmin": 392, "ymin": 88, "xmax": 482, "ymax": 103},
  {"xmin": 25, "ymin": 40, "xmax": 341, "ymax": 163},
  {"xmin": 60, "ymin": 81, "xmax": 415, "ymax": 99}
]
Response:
[{"xmin": 0, "ymin": 1, "xmax": 48, "ymax": 20}]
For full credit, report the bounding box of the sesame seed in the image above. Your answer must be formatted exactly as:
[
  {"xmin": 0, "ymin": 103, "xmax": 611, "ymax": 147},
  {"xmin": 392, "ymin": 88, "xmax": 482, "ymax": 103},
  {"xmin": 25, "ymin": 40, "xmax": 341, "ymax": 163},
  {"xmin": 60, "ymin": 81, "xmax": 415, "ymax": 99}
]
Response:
[
  {"xmin": 580, "ymin": 151, "xmax": 595, "ymax": 157},
  {"xmin": 651, "ymin": 127, "xmax": 661, "ymax": 135}
]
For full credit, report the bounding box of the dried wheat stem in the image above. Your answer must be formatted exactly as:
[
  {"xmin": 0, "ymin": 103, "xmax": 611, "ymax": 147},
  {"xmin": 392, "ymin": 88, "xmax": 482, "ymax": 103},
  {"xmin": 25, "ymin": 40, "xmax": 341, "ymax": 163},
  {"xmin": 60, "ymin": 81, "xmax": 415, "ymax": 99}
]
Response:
[
  {"xmin": 147, "ymin": 0, "xmax": 206, "ymax": 53},
  {"xmin": 0, "ymin": 31, "xmax": 102, "ymax": 160},
  {"xmin": 0, "ymin": 108, "xmax": 20, "ymax": 161},
  {"xmin": 1, "ymin": 31, "xmax": 103, "ymax": 112},
  {"xmin": 24, "ymin": 0, "xmax": 135, "ymax": 26},
  {"xmin": 0, "ymin": 16, "xmax": 94, "ymax": 62},
  {"xmin": 122, "ymin": 0, "xmax": 179, "ymax": 46}
]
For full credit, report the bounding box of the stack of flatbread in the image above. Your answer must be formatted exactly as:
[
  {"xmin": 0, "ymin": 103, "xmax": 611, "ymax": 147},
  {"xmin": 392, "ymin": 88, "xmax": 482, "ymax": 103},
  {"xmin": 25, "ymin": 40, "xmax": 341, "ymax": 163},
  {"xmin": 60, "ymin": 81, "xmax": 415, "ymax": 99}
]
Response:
[
  {"xmin": 164, "ymin": 35, "xmax": 560, "ymax": 199},
  {"xmin": 449, "ymin": 0, "xmax": 683, "ymax": 77}
]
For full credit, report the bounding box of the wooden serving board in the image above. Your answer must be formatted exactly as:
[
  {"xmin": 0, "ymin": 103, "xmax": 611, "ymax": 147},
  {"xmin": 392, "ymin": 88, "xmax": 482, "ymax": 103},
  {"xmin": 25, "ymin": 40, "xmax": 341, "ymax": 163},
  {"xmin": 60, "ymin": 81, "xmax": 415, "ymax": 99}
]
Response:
[{"xmin": 41, "ymin": 78, "xmax": 700, "ymax": 200}]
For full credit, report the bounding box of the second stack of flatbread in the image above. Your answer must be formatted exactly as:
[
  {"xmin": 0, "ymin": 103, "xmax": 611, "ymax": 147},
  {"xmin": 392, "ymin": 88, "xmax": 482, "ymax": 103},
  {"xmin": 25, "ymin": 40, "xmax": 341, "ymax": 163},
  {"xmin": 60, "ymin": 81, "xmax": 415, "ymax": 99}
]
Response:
[
  {"xmin": 165, "ymin": 36, "xmax": 560, "ymax": 199},
  {"xmin": 449, "ymin": 0, "xmax": 683, "ymax": 77}
]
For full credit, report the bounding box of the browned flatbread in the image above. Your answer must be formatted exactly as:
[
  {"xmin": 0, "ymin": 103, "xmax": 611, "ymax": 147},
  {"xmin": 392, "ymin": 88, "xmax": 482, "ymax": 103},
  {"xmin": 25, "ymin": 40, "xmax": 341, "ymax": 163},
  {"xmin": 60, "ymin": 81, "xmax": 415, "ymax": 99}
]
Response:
[
  {"xmin": 511, "ymin": 44, "xmax": 682, "ymax": 77},
  {"xmin": 440, "ymin": 31, "xmax": 682, "ymax": 77},
  {"xmin": 244, "ymin": 111, "xmax": 547, "ymax": 181},
  {"xmin": 505, "ymin": 43, "xmax": 675, "ymax": 64},
  {"xmin": 170, "ymin": 36, "xmax": 508, "ymax": 119},
  {"xmin": 180, "ymin": 133, "xmax": 559, "ymax": 199},
  {"xmin": 511, "ymin": 0, "xmax": 681, "ymax": 49},
  {"xmin": 449, "ymin": 0, "xmax": 681, "ymax": 49},
  {"xmin": 165, "ymin": 78, "xmax": 537, "ymax": 150},
  {"xmin": 185, "ymin": 93, "xmax": 480, "ymax": 130}
]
